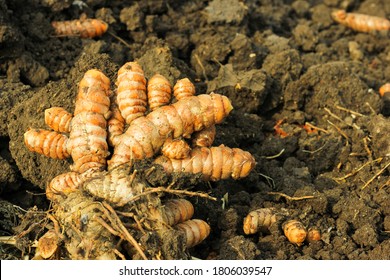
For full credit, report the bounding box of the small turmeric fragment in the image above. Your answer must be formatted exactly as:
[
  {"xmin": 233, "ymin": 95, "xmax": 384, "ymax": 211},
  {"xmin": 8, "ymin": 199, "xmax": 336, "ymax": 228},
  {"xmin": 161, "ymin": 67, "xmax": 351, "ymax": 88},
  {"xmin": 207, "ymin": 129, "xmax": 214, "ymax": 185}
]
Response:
[
  {"xmin": 379, "ymin": 83, "xmax": 390, "ymax": 97},
  {"xmin": 274, "ymin": 119, "xmax": 289, "ymax": 138},
  {"xmin": 306, "ymin": 227, "xmax": 321, "ymax": 243},
  {"xmin": 331, "ymin": 10, "xmax": 390, "ymax": 32},
  {"xmin": 36, "ymin": 230, "xmax": 59, "ymax": 259},
  {"xmin": 282, "ymin": 219, "xmax": 307, "ymax": 246},
  {"xmin": 51, "ymin": 18, "xmax": 108, "ymax": 38}
]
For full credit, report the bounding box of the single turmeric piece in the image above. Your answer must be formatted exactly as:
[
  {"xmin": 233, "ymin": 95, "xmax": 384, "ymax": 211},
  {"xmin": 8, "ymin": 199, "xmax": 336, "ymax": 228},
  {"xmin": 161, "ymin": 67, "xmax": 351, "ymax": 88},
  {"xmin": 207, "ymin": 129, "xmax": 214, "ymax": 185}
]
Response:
[
  {"xmin": 82, "ymin": 165, "xmax": 142, "ymax": 207},
  {"xmin": 46, "ymin": 171, "xmax": 83, "ymax": 202},
  {"xmin": 175, "ymin": 219, "xmax": 211, "ymax": 248},
  {"xmin": 173, "ymin": 78, "xmax": 196, "ymax": 100},
  {"xmin": 306, "ymin": 227, "xmax": 321, "ymax": 243},
  {"xmin": 47, "ymin": 168, "xmax": 98, "ymax": 202},
  {"xmin": 331, "ymin": 10, "xmax": 390, "ymax": 32},
  {"xmin": 24, "ymin": 129, "xmax": 70, "ymax": 159},
  {"xmin": 243, "ymin": 208, "xmax": 279, "ymax": 235},
  {"xmin": 162, "ymin": 199, "xmax": 195, "ymax": 226},
  {"xmin": 45, "ymin": 107, "xmax": 72, "ymax": 133},
  {"xmin": 154, "ymin": 144, "xmax": 256, "ymax": 181},
  {"xmin": 35, "ymin": 230, "xmax": 59, "ymax": 259},
  {"xmin": 107, "ymin": 93, "xmax": 126, "ymax": 146},
  {"xmin": 282, "ymin": 219, "xmax": 307, "ymax": 246},
  {"xmin": 51, "ymin": 18, "xmax": 109, "ymax": 38},
  {"xmin": 116, "ymin": 61, "xmax": 147, "ymax": 124},
  {"xmin": 147, "ymin": 74, "xmax": 172, "ymax": 111},
  {"xmin": 379, "ymin": 83, "xmax": 390, "ymax": 97},
  {"xmin": 67, "ymin": 69, "xmax": 111, "ymax": 173},
  {"xmin": 161, "ymin": 138, "xmax": 191, "ymax": 159},
  {"xmin": 191, "ymin": 124, "xmax": 216, "ymax": 147}
]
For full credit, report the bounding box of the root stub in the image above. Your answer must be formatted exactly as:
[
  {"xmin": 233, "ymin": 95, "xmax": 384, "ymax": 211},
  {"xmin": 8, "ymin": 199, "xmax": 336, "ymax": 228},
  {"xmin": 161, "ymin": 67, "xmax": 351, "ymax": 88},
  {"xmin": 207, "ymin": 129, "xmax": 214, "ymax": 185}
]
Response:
[{"xmin": 175, "ymin": 219, "xmax": 211, "ymax": 248}]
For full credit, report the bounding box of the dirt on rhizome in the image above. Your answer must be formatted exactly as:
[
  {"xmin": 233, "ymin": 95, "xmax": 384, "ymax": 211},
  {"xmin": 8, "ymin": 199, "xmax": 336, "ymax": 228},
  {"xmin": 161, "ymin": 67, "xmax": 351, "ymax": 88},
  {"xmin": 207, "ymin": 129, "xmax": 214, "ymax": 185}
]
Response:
[{"xmin": 1, "ymin": 0, "xmax": 390, "ymax": 260}]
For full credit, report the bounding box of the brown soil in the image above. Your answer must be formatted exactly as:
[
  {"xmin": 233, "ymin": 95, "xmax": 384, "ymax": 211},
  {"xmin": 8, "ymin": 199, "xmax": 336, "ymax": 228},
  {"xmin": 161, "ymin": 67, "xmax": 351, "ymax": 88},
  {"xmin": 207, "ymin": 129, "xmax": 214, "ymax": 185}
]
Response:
[{"xmin": 1, "ymin": 0, "xmax": 390, "ymax": 260}]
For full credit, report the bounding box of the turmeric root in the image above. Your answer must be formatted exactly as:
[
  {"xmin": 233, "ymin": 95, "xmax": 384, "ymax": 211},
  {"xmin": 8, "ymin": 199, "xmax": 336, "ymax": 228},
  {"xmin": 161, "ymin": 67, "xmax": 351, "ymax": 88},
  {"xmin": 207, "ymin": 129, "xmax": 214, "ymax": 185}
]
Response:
[
  {"xmin": 379, "ymin": 83, "xmax": 390, "ymax": 97},
  {"xmin": 243, "ymin": 208, "xmax": 279, "ymax": 235},
  {"xmin": 161, "ymin": 138, "xmax": 191, "ymax": 159},
  {"xmin": 306, "ymin": 227, "xmax": 321, "ymax": 243},
  {"xmin": 282, "ymin": 219, "xmax": 307, "ymax": 246},
  {"xmin": 191, "ymin": 125, "xmax": 216, "ymax": 147},
  {"xmin": 67, "ymin": 69, "xmax": 111, "ymax": 173},
  {"xmin": 175, "ymin": 219, "xmax": 211, "ymax": 248},
  {"xmin": 47, "ymin": 168, "xmax": 98, "ymax": 202},
  {"xmin": 162, "ymin": 199, "xmax": 195, "ymax": 226},
  {"xmin": 25, "ymin": 69, "xmax": 111, "ymax": 172},
  {"xmin": 52, "ymin": 18, "xmax": 108, "ymax": 38},
  {"xmin": 107, "ymin": 93, "xmax": 126, "ymax": 146},
  {"xmin": 24, "ymin": 129, "xmax": 70, "ymax": 159},
  {"xmin": 82, "ymin": 165, "xmax": 143, "ymax": 207},
  {"xmin": 35, "ymin": 230, "xmax": 59, "ymax": 259},
  {"xmin": 52, "ymin": 191, "xmax": 117, "ymax": 259},
  {"xmin": 331, "ymin": 10, "xmax": 390, "ymax": 32},
  {"xmin": 108, "ymin": 93, "xmax": 233, "ymax": 169},
  {"xmin": 47, "ymin": 172, "xmax": 83, "ymax": 201},
  {"xmin": 173, "ymin": 78, "xmax": 195, "ymax": 100},
  {"xmin": 154, "ymin": 144, "xmax": 256, "ymax": 181},
  {"xmin": 116, "ymin": 61, "xmax": 147, "ymax": 124},
  {"xmin": 147, "ymin": 74, "xmax": 172, "ymax": 111},
  {"xmin": 45, "ymin": 107, "xmax": 72, "ymax": 133},
  {"xmin": 24, "ymin": 61, "xmax": 257, "ymax": 260}
]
